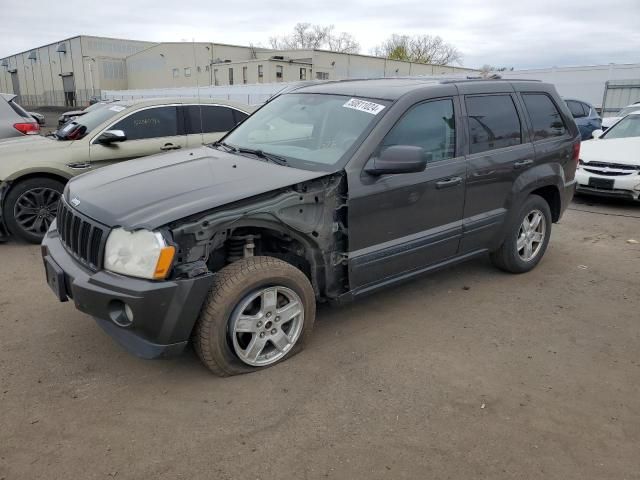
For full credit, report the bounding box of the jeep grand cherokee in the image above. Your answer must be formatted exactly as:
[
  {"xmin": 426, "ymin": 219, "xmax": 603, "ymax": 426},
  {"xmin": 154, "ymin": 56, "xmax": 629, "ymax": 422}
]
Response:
[{"xmin": 41, "ymin": 78, "xmax": 580, "ymax": 376}]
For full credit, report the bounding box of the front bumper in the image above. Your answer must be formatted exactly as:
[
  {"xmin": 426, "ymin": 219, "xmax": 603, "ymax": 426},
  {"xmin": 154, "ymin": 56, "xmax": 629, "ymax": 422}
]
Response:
[
  {"xmin": 41, "ymin": 227, "xmax": 214, "ymax": 359},
  {"xmin": 575, "ymin": 169, "xmax": 640, "ymax": 201}
]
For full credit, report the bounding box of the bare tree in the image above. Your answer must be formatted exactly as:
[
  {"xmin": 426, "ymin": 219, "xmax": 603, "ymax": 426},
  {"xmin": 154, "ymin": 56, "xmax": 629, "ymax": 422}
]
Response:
[
  {"xmin": 372, "ymin": 34, "xmax": 462, "ymax": 66},
  {"xmin": 269, "ymin": 23, "xmax": 360, "ymax": 53}
]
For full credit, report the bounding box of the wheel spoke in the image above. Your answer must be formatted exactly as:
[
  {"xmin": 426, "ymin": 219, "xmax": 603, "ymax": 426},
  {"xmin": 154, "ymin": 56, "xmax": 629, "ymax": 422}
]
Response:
[
  {"xmin": 234, "ymin": 315, "xmax": 260, "ymax": 333},
  {"xmin": 32, "ymin": 216, "xmax": 44, "ymax": 233},
  {"xmin": 276, "ymin": 300, "xmax": 302, "ymax": 324},
  {"xmin": 522, "ymin": 216, "xmax": 531, "ymax": 231},
  {"xmin": 524, "ymin": 240, "xmax": 533, "ymax": 259},
  {"xmin": 516, "ymin": 234, "xmax": 527, "ymax": 251},
  {"xmin": 271, "ymin": 331, "xmax": 291, "ymax": 352},
  {"xmin": 530, "ymin": 212, "xmax": 542, "ymax": 231},
  {"xmin": 261, "ymin": 287, "xmax": 278, "ymax": 312},
  {"xmin": 243, "ymin": 335, "xmax": 268, "ymax": 362},
  {"xmin": 531, "ymin": 232, "xmax": 544, "ymax": 243}
]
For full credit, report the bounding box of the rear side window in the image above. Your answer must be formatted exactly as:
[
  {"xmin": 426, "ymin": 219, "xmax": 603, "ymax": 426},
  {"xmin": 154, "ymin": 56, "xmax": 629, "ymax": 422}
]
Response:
[
  {"xmin": 184, "ymin": 105, "xmax": 237, "ymax": 134},
  {"xmin": 522, "ymin": 94, "xmax": 567, "ymax": 141},
  {"xmin": 566, "ymin": 100, "xmax": 586, "ymax": 118},
  {"xmin": 466, "ymin": 95, "xmax": 522, "ymax": 154},
  {"xmin": 111, "ymin": 106, "xmax": 178, "ymax": 140},
  {"xmin": 233, "ymin": 110, "xmax": 249, "ymax": 124},
  {"xmin": 381, "ymin": 98, "xmax": 456, "ymax": 162}
]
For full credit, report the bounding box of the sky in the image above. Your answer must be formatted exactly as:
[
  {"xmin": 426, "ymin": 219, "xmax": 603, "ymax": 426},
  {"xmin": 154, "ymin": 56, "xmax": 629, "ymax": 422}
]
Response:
[{"xmin": 1, "ymin": 0, "xmax": 639, "ymax": 69}]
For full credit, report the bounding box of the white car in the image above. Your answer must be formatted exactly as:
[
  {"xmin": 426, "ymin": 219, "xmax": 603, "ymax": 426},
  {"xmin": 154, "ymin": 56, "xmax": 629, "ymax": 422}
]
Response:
[
  {"xmin": 601, "ymin": 103, "xmax": 640, "ymax": 130},
  {"xmin": 576, "ymin": 112, "xmax": 640, "ymax": 201}
]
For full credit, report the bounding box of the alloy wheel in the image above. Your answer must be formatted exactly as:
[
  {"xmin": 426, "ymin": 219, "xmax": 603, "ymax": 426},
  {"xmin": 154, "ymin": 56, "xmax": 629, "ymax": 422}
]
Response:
[
  {"xmin": 230, "ymin": 286, "xmax": 304, "ymax": 367},
  {"xmin": 13, "ymin": 187, "xmax": 60, "ymax": 235},
  {"xmin": 517, "ymin": 209, "xmax": 546, "ymax": 262}
]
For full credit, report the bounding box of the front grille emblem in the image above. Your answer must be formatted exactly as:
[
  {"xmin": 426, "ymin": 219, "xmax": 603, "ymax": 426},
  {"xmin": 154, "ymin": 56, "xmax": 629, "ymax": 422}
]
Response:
[{"xmin": 70, "ymin": 197, "xmax": 81, "ymax": 207}]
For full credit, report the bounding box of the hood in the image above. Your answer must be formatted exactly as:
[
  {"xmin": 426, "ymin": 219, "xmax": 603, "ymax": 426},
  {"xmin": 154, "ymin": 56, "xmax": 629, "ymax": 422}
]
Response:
[
  {"xmin": 0, "ymin": 134, "xmax": 68, "ymax": 151},
  {"xmin": 66, "ymin": 147, "xmax": 330, "ymax": 229},
  {"xmin": 601, "ymin": 116, "xmax": 620, "ymax": 128},
  {"xmin": 581, "ymin": 137, "xmax": 640, "ymax": 166}
]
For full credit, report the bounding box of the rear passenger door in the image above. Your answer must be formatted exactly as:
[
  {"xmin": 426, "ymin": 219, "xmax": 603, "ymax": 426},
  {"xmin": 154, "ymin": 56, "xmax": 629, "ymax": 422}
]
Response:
[
  {"xmin": 460, "ymin": 91, "xmax": 535, "ymax": 254},
  {"xmin": 89, "ymin": 105, "xmax": 186, "ymax": 169},
  {"xmin": 184, "ymin": 105, "xmax": 248, "ymax": 147}
]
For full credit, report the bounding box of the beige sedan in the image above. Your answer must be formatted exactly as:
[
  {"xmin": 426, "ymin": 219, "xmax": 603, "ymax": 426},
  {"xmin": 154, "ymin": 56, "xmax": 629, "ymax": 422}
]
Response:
[{"xmin": 0, "ymin": 97, "xmax": 255, "ymax": 243}]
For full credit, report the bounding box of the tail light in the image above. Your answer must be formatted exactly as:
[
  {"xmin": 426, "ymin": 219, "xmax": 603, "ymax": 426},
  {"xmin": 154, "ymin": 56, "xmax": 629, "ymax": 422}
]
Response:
[
  {"xmin": 14, "ymin": 122, "xmax": 40, "ymax": 135},
  {"xmin": 572, "ymin": 142, "xmax": 580, "ymax": 165}
]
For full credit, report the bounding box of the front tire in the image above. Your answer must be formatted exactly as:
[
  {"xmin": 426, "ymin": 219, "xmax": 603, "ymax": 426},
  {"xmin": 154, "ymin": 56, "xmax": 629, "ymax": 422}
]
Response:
[
  {"xmin": 3, "ymin": 177, "xmax": 64, "ymax": 244},
  {"xmin": 194, "ymin": 256, "xmax": 316, "ymax": 376},
  {"xmin": 490, "ymin": 194, "xmax": 552, "ymax": 273}
]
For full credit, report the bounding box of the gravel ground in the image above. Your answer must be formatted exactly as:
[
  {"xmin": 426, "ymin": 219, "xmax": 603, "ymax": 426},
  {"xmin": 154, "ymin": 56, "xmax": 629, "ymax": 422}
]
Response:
[{"xmin": 0, "ymin": 195, "xmax": 639, "ymax": 480}]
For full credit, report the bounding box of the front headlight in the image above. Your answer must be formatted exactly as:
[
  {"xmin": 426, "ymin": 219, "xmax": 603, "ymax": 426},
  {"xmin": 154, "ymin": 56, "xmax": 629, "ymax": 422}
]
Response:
[{"xmin": 104, "ymin": 228, "xmax": 175, "ymax": 280}]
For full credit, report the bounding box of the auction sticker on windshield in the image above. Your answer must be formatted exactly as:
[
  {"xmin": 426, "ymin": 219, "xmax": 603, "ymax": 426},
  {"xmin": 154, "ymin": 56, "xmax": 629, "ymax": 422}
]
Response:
[
  {"xmin": 343, "ymin": 98, "xmax": 385, "ymax": 115},
  {"xmin": 109, "ymin": 105, "xmax": 126, "ymax": 112}
]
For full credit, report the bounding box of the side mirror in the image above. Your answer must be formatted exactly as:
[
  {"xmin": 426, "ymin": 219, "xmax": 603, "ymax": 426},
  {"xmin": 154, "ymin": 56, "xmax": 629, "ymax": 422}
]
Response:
[
  {"xmin": 96, "ymin": 129, "xmax": 126, "ymax": 144},
  {"xmin": 365, "ymin": 145, "xmax": 427, "ymax": 176},
  {"xmin": 591, "ymin": 129, "xmax": 604, "ymax": 140}
]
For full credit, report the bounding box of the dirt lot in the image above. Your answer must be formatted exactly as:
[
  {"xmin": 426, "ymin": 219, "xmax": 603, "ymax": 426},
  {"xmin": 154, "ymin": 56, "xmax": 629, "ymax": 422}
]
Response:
[{"xmin": 0, "ymin": 196, "xmax": 639, "ymax": 480}]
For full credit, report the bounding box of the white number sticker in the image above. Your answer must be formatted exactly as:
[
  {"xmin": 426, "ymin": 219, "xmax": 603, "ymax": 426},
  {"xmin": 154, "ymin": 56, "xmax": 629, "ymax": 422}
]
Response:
[{"xmin": 343, "ymin": 98, "xmax": 385, "ymax": 115}]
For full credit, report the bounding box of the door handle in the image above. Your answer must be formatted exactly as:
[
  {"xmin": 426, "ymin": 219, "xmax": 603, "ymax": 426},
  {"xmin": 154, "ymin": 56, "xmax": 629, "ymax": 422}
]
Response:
[
  {"xmin": 435, "ymin": 176, "xmax": 463, "ymax": 189},
  {"xmin": 160, "ymin": 143, "xmax": 182, "ymax": 151},
  {"xmin": 514, "ymin": 159, "xmax": 533, "ymax": 169}
]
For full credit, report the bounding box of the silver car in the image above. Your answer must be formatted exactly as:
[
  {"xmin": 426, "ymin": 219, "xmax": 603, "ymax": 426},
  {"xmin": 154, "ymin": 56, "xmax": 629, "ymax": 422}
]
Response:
[{"xmin": 0, "ymin": 93, "xmax": 40, "ymax": 140}]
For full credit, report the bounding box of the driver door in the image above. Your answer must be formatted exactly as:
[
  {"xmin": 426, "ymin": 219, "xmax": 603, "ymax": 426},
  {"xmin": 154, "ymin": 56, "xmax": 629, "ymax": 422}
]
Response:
[
  {"xmin": 347, "ymin": 97, "xmax": 467, "ymax": 292},
  {"xmin": 89, "ymin": 105, "xmax": 186, "ymax": 170}
]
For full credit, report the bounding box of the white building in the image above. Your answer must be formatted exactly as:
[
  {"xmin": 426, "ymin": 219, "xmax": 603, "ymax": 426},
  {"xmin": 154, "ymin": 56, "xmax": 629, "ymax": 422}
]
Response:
[{"xmin": 0, "ymin": 36, "xmax": 155, "ymax": 107}]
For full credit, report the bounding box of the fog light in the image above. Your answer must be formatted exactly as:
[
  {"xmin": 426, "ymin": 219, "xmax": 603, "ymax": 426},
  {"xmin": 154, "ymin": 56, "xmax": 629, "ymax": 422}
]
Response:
[{"xmin": 108, "ymin": 300, "xmax": 134, "ymax": 327}]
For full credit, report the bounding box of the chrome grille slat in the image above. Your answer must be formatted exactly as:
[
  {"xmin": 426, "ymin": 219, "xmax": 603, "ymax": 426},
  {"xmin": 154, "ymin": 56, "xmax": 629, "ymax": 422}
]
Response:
[{"xmin": 56, "ymin": 198, "xmax": 109, "ymax": 270}]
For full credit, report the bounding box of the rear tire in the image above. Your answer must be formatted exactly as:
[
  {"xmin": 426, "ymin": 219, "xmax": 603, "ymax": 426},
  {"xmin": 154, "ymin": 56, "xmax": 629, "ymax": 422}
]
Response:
[
  {"xmin": 3, "ymin": 177, "xmax": 64, "ymax": 244},
  {"xmin": 194, "ymin": 256, "xmax": 316, "ymax": 376},
  {"xmin": 490, "ymin": 194, "xmax": 552, "ymax": 273}
]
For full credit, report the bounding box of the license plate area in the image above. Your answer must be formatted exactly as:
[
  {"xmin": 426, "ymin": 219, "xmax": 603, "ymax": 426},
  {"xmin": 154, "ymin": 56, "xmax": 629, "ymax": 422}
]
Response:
[
  {"xmin": 44, "ymin": 256, "xmax": 68, "ymax": 302},
  {"xmin": 588, "ymin": 177, "xmax": 614, "ymax": 189}
]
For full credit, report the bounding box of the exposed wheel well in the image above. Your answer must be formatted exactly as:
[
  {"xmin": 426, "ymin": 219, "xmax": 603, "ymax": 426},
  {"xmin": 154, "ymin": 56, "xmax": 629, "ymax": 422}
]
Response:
[
  {"xmin": 530, "ymin": 185, "xmax": 561, "ymax": 222},
  {"xmin": 6, "ymin": 173, "xmax": 68, "ymax": 192}
]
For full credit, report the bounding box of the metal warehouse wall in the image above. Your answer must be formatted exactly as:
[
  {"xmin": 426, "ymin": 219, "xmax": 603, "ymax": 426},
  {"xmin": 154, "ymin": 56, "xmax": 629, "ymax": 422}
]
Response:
[
  {"xmin": 601, "ymin": 79, "xmax": 640, "ymax": 115},
  {"xmin": 503, "ymin": 63, "xmax": 640, "ymax": 111}
]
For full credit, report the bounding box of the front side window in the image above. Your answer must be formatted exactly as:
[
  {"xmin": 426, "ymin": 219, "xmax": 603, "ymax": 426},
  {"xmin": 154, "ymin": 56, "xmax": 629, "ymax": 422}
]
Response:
[
  {"xmin": 466, "ymin": 95, "xmax": 522, "ymax": 154},
  {"xmin": 381, "ymin": 99, "xmax": 456, "ymax": 162},
  {"xmin": 223, "ymin": 93, "xmax": 387, "ymax": 170},
  {"xmin": 58, "ymin": 104, "xmax": 128, "ymax": 141},
  {"xmin": 110, "ymin": 106, "xmax": 178, "ymax": 141},
  {"xmin": 602, "ymin": 114, "xmax": 640, "ymax": 139},
  {"xmin": 522, "ymin": 93, "xmax": 567, "ymax": 141},
  {"xmin": 184, "ymin": 105, "xmax": 237, "ymax": 134}
]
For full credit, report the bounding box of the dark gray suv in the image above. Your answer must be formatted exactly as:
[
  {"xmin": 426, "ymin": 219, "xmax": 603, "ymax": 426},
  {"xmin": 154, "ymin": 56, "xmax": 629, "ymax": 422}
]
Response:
[{"xmin": 41, "ymin": 78, "xmax": 580, "ymax": 376}]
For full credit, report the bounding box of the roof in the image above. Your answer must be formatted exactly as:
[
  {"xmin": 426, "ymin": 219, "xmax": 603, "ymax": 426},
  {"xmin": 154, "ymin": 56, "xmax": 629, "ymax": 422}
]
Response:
[
  {"xmin": 293, "ymin": 77, "xmax": 545, "ymax": 101},
  {"xmin": 111, "ymin": 96, "xmax": 255, "ymax": 111}
]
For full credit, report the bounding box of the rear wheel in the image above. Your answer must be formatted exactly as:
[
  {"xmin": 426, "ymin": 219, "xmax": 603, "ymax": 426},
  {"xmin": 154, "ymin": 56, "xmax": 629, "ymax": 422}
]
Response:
[
  {"xmin": 4, "ymin": 177, "xmax": 64, "ymax": 244},
  {"xmin": 194, "ymin": 256, "xmax": 316, "ymax": 376},
  {"xmin": 490, "ymin": 194, "xmax": 552, "ymax": 273}
]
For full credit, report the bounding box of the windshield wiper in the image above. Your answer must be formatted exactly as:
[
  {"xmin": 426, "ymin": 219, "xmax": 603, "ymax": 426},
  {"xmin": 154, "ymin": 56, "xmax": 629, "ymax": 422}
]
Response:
[
  {"xmin": 211, "ymin": 140, "xmax": 235, "ymax": 151},
  {"xmin": 233, "ymin": 147, "xmax": 289, "ymax": 166}
]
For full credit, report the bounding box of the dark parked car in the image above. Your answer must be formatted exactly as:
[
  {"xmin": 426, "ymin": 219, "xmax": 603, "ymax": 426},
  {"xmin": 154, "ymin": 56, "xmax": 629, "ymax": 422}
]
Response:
[
  {"xmin": 564, "ymin": 97, "xmax": 601, "ymax": 140},
  {"xmin": 57, "ymin": 100, "xmax": 116, "ymax": 127},
  {"xmin": 0, "ymin": 93, "xmax": 40, "ymax": 140},
  {"xmin": 42, "ymin": 78, "xmax": 580, "ymax": 376}
]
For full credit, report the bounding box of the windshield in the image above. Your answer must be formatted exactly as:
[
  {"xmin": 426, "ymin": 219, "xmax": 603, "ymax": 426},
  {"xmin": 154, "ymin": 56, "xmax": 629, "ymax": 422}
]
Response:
[
  {"xmin": 56, "ymin": 104, "xmax": 127, "ymax": 141},
  {"xmin": 222, "ymin": 93, "xmax": 388, "ymax": 170},
  {"xmin": 602, "ymin": 114, "xmax": 640, "ymax": 139},
  {"xmin": 616, "ymin": 105, "xmax": 640, "ymax": 117}
]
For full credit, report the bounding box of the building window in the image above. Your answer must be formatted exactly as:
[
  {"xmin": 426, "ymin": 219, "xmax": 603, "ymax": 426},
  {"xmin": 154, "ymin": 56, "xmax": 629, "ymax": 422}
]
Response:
[
  {"xmin": 172, "ymin": 68, "xmax": 179, "ymax": 78},
  {"xmin": 257, "ymin": 65, "xmax": 263, "ymax": 83},
  {"xmin": 205, "ymin": 65, "xmax": 210, "ymax": 72},
  {"xmin": 242, "ymin": 66, "xmax": 248, "ymax": 84},
  {"xmin": 214, "ymin": 69, "xmax": 219, "ymax": 86},
  {"xmin": 276, "ymin": 65, "xmax": 283, "ymax": 82},
  {"xmin": 299, "ymin": 68, "xmax": 306, "ymax": 80},
  {"xmin": 229, "ymin": 68, "xmax": 234, "ymax": 85},
  {"xmin": 184, "ymin": 67, "xmax": 192, "ymax": 77},
  {"xmin": 197, "ymin": 66, "xmax": 202, "ymax": 73},
  {"xmin": 316, "ymin": 71, "xmax": 329, "ymax": 80}
]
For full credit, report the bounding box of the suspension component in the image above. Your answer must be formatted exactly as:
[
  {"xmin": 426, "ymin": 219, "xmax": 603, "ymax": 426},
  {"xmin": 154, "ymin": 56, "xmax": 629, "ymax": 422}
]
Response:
[{"xmin": 226, "ymin": 234, "xmax": 259, "ymax": 263}]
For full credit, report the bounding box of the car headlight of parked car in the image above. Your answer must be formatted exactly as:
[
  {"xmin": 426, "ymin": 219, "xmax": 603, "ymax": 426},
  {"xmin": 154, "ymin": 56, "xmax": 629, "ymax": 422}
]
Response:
[{"xmin": 104, "ymin": 228, "xmax": 175, "ymax": 280}]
